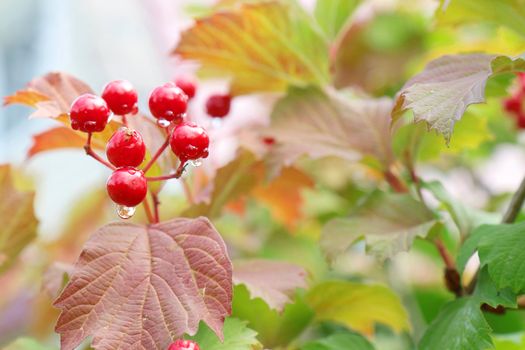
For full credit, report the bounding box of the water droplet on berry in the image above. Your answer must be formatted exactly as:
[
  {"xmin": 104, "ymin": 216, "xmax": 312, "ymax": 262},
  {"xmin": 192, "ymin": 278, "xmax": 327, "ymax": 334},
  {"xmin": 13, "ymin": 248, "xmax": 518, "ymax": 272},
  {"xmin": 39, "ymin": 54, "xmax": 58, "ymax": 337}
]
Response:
[
  {"xmin": 157, "ymin": 118, "xmax": 171, "ymax": 128},
  {"xmin": 190, "ymin": 159, "xmax": 202, "ymax": 167},
  {"xmin": 116, "ymin": 205, "xmax": 136, "ymax": 219}
]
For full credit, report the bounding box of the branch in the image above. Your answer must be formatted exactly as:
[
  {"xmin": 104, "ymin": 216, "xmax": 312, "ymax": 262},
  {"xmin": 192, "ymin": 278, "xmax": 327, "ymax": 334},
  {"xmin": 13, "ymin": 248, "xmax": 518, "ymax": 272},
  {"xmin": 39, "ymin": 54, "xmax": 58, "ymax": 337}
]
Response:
[
  {"xmin": 84, "ymin": 133, "xmax": 116, "ymax": 170},
  {"xmin": 142, "ymin": 135, "xmax": 170, "ymax": 174},
  {"xmin": 151, "ymin": 192, "xmax": 160, "ymax": 223},
  {"xmin": 502, "ymin": 174, "xmax": 525, "ymax": 223}
]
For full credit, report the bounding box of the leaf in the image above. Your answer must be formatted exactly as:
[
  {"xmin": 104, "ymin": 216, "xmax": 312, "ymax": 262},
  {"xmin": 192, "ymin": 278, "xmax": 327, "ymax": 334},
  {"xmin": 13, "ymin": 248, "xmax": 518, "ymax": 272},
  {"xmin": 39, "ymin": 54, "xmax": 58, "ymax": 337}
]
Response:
[
  {"xmin": 456, "ymin": 224, "xmax": 493, "ymax": 273},
  {"xmin": 476, "ymin": 222, "xmax": 525, "ymax": 293},
  {"xmin": 393, "ymin": 54, "xmax": 525, "ymax": 143},
  {"xmin": 474, "ymin": 267, "xmax": 517, "ymax": 309},
  {"xmin": 0, "ymin": 165, "xmax": 38, "ymax": 274},
  {"xmin": 302, "ymin": 332, "xmax": 375, "ymax": 350},
  {"xmin": 28, "ymin": 127, "xmax": 95, "ymax": 158},
  {"xmin": 233, "ymin": 259, "xmax": 308, "ymax": 312},
  {"xmin": 314, "ymin": 0, "xmax": 360, "ymax": 41},
  {"xmin": 173, "ymin": 2, "xmax": 330, "ymax": 95},
  {"xmin": 2, "ymin": 337, "xmax": 56, "ymax": 350},
  {"xmin": 53, "ymin": 217, "xmax": 233, "ymax": 350},
  {"xmin": 418, "ymin": 297, "xmax": 493, "ymax": 350},
  {"xmin": 188, "ymin": 317, "xmax": 262, "ymax": 350},
  {"xmin": 424, "ymin": 181, "xmax": 500, "ymax": 238},
  {"xmin": 42, "ymin": 262, "xmax": 74, "ymax": 299},
  {"xmin": 436, "ymin": 0, "xmax": 525, "ymax": 38},
  {"xmin": 268, "ymin": 87, "xmax": 394, "ymax": 172},
  {"xmin": 306, "ymin": 281, "xmax": 410, "ymax": 335},
  {"xmin": 321, "ymin": 191, "xmax": 436, "ymax": 261},
  {"xmin": 4, "ymin": 71, "xmax": 92, "ymax": 119},
  {"xmin": 251, "ymin": 166, "xmax": 314, "ymax": 228}
]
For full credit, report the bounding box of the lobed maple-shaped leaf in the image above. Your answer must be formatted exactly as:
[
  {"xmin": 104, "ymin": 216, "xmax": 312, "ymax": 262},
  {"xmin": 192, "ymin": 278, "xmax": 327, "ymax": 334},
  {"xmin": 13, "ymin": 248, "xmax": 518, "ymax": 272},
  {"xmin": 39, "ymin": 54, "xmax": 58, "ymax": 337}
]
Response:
[
  {"xmin": 306, "ymin": 281, "xmax": 410, "ymax": 335},
  {"xmin": 28, "ymin": 127, "xmax": 96, "ymax": 158},
  {"xmin": 314, "ymin": 0, "xmax": 360, "ymax": 42},
  {"xmin": 393, "ymin": 54, "xmax": 525, "ymax": 143},
  {"xmin": 54, "ymin": 217, "xmax": 233, "ymax": 350},
  {"xmin": 42, "ymin": 262, "xmax": 74, "ymax": 299},
  {"xmin": 321, "ymin": 191, "xmax": 437, "ymax": 261},
  {"xmin": 0, "ymin": 165, "xmax": 38, "ymax": 274},
  {"xmin": 173, "ymin": 2, "xmax": 330, "ymax": 95},
  {"xmin": 233, "ymin": 259, "xmax": 308, "ymax": 312},
  {"xmin": 189, "ymin": 317, "xmax": 262, "ymax": 350},
  {"xmin": 267, "ymin": 87, "xmax": 394, "ymax": 173},
  {"xmin": 418, "ymin": 297, "xmax": 493, "ymax": 350}
]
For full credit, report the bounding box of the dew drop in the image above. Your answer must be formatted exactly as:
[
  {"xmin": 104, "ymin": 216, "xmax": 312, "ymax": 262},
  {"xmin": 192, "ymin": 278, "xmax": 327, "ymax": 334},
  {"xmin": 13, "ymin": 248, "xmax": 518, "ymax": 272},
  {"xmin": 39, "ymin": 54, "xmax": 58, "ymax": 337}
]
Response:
[
  {"xmin": 116, "ymin": 205, "xmax": 136, "ymax": 219},
  {"xmin": 190, "ymin": 159, "xmax": 202, "ymax": 167},
  {"xmin": 157, "ymin": 118, "xmax": 171, "ymax": 128}
]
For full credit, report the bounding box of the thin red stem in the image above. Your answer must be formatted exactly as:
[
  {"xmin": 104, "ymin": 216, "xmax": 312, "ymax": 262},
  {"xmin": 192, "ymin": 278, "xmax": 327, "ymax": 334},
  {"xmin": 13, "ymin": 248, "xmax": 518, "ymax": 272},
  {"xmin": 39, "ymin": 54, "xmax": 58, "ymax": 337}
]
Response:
[
  {"xmin": 151, "ymin": 192, "xmax": 160, "ymax": 223},
  {"xmin": 142, "ymin": 135, "xmax": 170, "ymax": 174},
  {"xmin": 142, "ymin": 197, "xmax": 155, "ymax": 224},
  {"xmin": 146, "ymin": 161, "xmax": 187, "ymax": 182},
  {"xmin": 84, "ymin": 133, "xmax": 116, "ymax": 170}
]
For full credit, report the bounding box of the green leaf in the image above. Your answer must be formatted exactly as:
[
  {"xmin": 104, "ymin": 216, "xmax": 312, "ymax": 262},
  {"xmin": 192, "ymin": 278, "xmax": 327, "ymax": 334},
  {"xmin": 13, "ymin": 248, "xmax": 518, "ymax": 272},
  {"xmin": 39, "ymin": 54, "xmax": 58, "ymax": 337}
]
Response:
[
  {"xmin": 306, "ymin": 281, "xmax": 410, "ymax": 334},
  {"xmin": 302, "ymin": 332, "xmax": 375, "ymax": 350},
  {"xmin": 436, "ymin": 0, "xmax": 525, "ymax": 38},
  {"xmin": 173, "ymin": 1, "xmax": 330, "ymax": 95},
  {"xmin": 456, "ymin": 224, "xmax": 494, "ymax": 273},
  {"xmin": 0, "ymin": 165, "xmax": 38, "ymax": 274},
  {"xmin": 314, "ymin": 0, "xmax": 360, "ymax": 41},
  {"xmin": 232, "ymin": 284, "xmax": 314, "ymax": 348},
  {"xmin": 393, "ymin": 54, "xmax": 525, "ymax": 143},
  {"xmin": 474, "ymin": 267, "xmax": 517, "ymax": 309},
  {"xmin": 2, "ymin": 338, "xmax": 56, "ymax": 350},
  {"xmin": 268, "ymin": 87, "xmax": 394, "ymax": 174},
  {"xmin": 477, "ymin": 222, "xmax": 525, "ymax": 293},
  {"xmin": 419, "ymin": 297, "xmax": 493, "ymax": 350},
  {"xmin": 321, "ymin": 191, "xmax": 436, "ymax": 261},
  {"xmin": 189, "ymin": 318, "xmax": 262, "ymax": 350},
  {"xmin": 493, "ymin": 334, "xmax": 525, "ymax": 349},
  {"xmin": 425, "ymin": 181, "xmax": 500, "ymax": 239}
]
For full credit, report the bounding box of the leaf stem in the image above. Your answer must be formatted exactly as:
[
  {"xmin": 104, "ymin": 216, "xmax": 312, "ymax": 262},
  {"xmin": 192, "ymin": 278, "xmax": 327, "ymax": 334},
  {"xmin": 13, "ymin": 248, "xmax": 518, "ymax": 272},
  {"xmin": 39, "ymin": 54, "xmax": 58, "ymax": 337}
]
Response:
[
  {"xmin": 84, "ymin": 133, "xmax": 116, "ymax": 170},
  {"xmin": 384, "ymin": 169, "xmax": 408, "ymax": 193},
  {"xmin": 146, "ymin": 161, "xmax": 187, "ymax": 182},
  {"xmin": 502, "ymin": 174, "xmax": 525, "ymax": 223},
  {"xmin": 142, "ymin": 135, "xmax": 170, "ymax": 174}
]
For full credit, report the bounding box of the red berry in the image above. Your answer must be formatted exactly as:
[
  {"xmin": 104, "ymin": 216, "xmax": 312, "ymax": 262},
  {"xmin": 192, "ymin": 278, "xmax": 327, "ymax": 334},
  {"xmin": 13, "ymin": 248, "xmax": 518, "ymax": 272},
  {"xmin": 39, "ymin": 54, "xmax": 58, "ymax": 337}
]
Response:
[
  {"xmin": 170, "ymin": 122, "xmax": 209, "ymax": 161},
  {"xmin": 106, "ymin": 167, "xmax": 147, "ymax": 207},
  {"xmin": 175, "ymin": 78, "xmax": 197, "ymax": 100},
  {"xmin": 101, "ymin": 80, "xmax": 138, "ymax": 115},
  {"xmin": 504, "ymin": 96, "xmax": 522, "ymax": 114},
  {"xmin": 262, "ymin": 136, "xmax": 275, "ymax": 146},
  {"xmin": 149, "ymin": 82, "xmax": 188, "ymax": 123},
  {"xmin": 69, "ymin": 94, "xmax": 110, "ymax": 133},
  {"xmin": 205, "ymin": 94, "xmax": 231, "ymax": 118},
  {"xmin": 106, "ymin": 128, "xmax": 146, "ymax": 167},
  {"xmin": 167, "ymin": 340, "xmax": 200, "ymax": 350}
]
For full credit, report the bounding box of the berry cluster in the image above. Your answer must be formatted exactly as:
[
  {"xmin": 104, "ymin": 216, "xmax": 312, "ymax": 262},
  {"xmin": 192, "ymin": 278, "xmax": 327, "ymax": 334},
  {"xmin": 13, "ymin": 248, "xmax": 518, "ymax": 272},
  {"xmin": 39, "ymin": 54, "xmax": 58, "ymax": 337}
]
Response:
[
  {"xmin": 503, "ymin": 73, "xmax": 525, "ymax": 129},
  {"xmin": 168, "ymin": 339, "xmax": 200, "ymax": 350},
  {"xmin": 68, "ymin": 78, "xmax": 225, "ymax": 219}
]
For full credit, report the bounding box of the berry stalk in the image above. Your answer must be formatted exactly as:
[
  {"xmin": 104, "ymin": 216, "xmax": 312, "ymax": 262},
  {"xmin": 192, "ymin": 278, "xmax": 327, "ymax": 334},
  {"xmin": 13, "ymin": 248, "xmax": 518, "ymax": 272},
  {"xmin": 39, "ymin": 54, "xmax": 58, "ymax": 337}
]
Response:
[
  {"xmin": 84, "ymin": 133, "xmax": 116, "ymax": 170},
  {"xmin": 146, "ymin": 161, "xmax": 187, "ymax": 181},
  {"xmin": 142, "ymin": 135, "xmax": 170, "ymax": 173}
]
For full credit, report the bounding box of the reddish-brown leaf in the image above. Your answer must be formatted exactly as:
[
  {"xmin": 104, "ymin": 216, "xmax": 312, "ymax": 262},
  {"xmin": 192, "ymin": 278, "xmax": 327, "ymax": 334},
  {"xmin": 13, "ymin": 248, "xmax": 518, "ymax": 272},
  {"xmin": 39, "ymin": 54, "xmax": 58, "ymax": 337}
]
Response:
[
  {"xmin": 4, "ymin": 71, "xmax": 93, "ymax": 119},
  {"xmin": 28, "ymin": 127, "xmax": 96, "ymax": 158},
  {"xmin": 54, "ymin": 217, "xmax": 232, "ymax": 350},
  {"xmin": 233, "ymin": 259, "xmax": 308, "ymax": 312},
  {"xmin": 42, "ymin": 262, "xmax": 74, "ymax": 299}
]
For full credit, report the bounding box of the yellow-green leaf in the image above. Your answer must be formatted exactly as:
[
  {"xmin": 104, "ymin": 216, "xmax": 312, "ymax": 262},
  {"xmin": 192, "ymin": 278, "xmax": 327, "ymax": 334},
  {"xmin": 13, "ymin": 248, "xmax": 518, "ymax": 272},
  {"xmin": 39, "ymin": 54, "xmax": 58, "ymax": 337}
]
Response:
[
  {"xmin": 0, "ymin": 165, "xmax": 38, "ymax": 274},
  {"xmin": 306, "ymin": 281, "xmax": 410, "ymax": 335},
  {"xmin": 174, "ymin": 1, "xmax": 330, "ymax": 95}
]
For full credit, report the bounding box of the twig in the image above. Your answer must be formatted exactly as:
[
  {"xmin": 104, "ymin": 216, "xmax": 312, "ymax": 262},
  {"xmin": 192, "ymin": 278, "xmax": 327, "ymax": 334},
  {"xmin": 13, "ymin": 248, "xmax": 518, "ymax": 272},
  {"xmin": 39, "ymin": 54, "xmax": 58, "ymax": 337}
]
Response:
[
  {"xmin": 151, "ymin": 192, "xmax": 160, "ymax": 223},
  {"xmin": 384, "ymin": 168, "xmax": 408, "ymax": 193},
  {"xmin": 146, "ymin": 161, "xmax": 187, "ymax": 182},
  {"xmin": 84, "ymin": 133, "xmax": 116, "ymax": 170},
  {"xmin": 502, "ymin": 174, "xmax": 525, "ymax": 223},
  {"xmin": 142, "ymin": 135, "xmax": 170, "ymax": 174}
]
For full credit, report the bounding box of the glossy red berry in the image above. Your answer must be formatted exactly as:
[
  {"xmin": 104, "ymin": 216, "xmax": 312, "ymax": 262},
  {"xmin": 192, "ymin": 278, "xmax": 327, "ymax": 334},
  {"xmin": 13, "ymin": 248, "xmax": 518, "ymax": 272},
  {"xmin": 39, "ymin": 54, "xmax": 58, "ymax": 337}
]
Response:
[
  {"xmin": 69, "ymin": 94, "xmax": 110, "ymax": 133},
  {"xmin": 175, "ymin": 78, "xmax": 197, "ymax": 100},
  {"xmin": 205, "ymin": 94, "xmax": 231, "ymax": 118},
  {"xmin": 149, "ymin": 82, "xmax": 188, "ymax": 124},
  {"xmin": 504, "ymin": 96, "xmax": 522, "ymax": 114},
  {"xmin": 167, "ymin": 339, "xmax": 200, "ymax": 350},
  {"xmin": 170, "ymin": 122, "xmax": 209, "ymax": 161},
  {"xmin": 106, "ymin": 167, "xmax": 147, "ymax": 207},
  {"xmin": 101, "ymin": 79, "xmax": 138, "ymax": 115},
  {"xmin": 106, "ymin": 128, "xmax": 146, "ymax": 167}
]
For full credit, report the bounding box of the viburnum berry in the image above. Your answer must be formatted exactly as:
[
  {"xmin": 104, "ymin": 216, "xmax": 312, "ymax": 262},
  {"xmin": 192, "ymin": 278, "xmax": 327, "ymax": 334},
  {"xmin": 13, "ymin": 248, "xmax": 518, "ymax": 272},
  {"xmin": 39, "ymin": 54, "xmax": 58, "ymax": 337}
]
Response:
[
  {"xmin": 69, "ymin": 93, "xmax": 110, "ymax": 133},
  {"xmin": 170, "ymin": 122, "xmax": 209, "ymax": 161},
  {"xmin": 101, "ymin": 79, "xmax": 138, "ymax": 115},
  {"xmin": 205, "ymin": 94, "xmax": 231, "ymax": 118},
  {"xmin": 106, "ymin": 167, "xmax": 147, "ymax": 207},
  {"xmin": 106, "ymin": 127, "xmax": 146, "ymax": 167},
  {"xmin": 149, "ymin": 82, "xmax": 188, "ymax": 124},
  {"xmin": 167, "ymin": 339, "xmax": 200, "ymax": 350},
  {"xmin": 504, "ymin": 95, "xmax": 522, "ymax": 114},
  {"xmin": 175, "ymin": 77, "xmax": 197, "ymax": 100}
]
